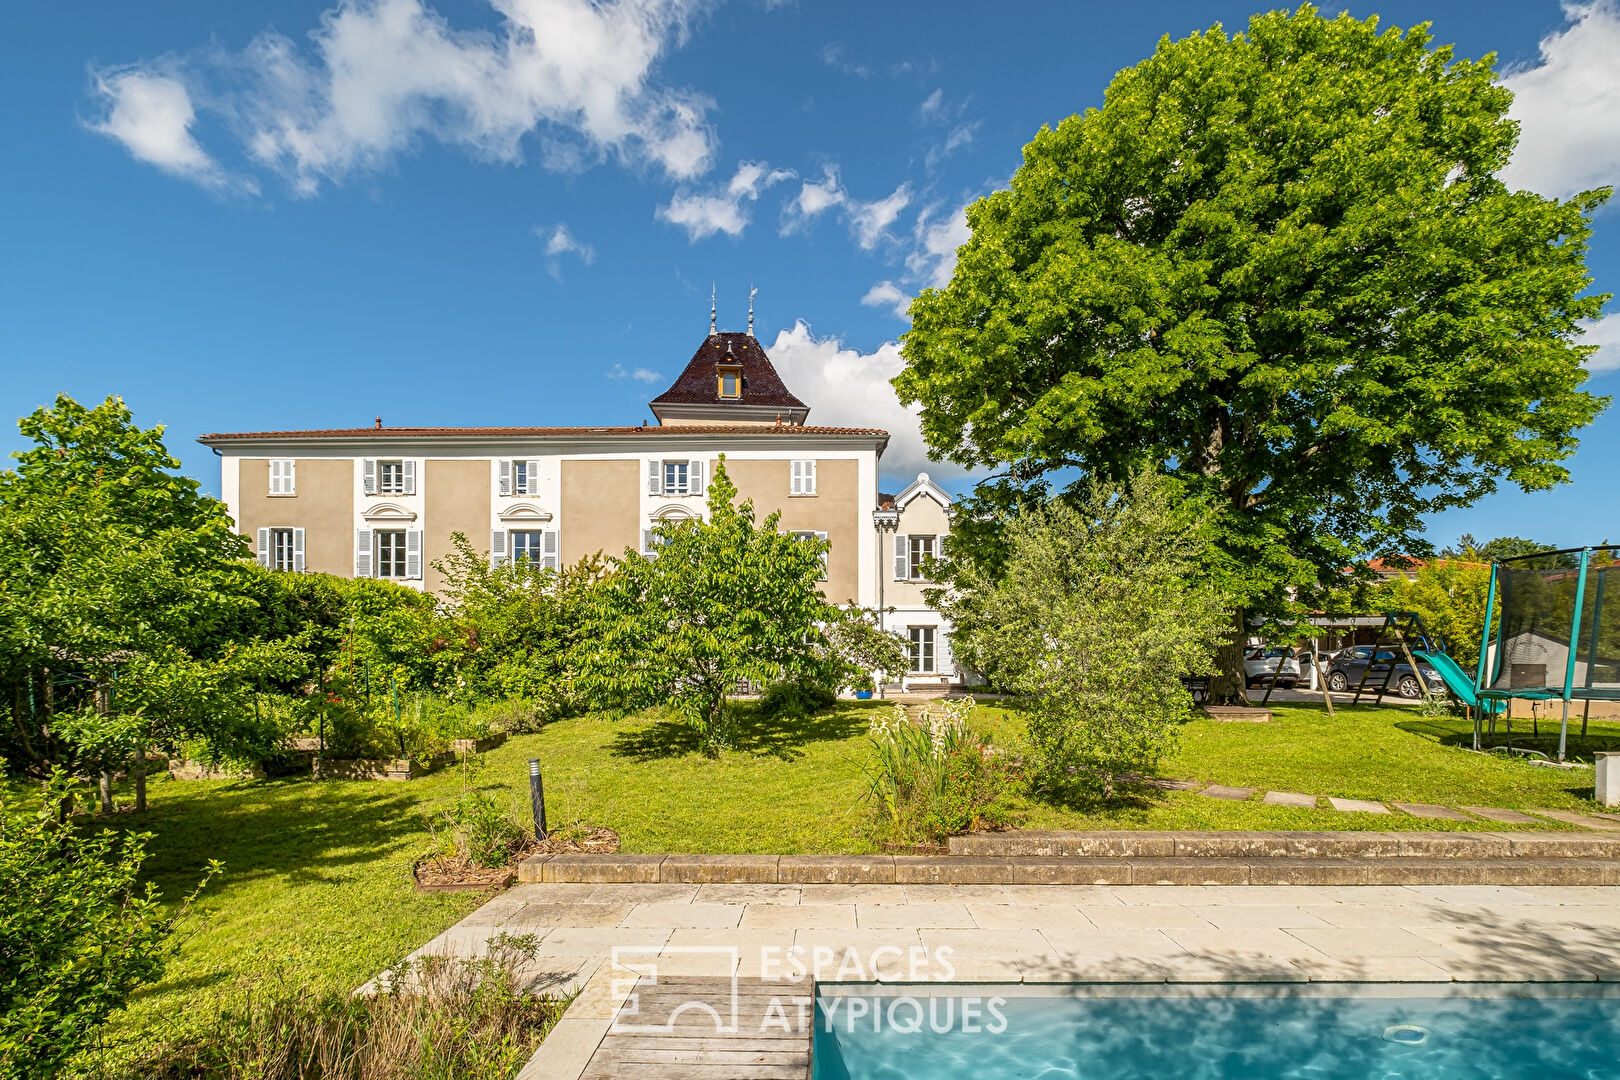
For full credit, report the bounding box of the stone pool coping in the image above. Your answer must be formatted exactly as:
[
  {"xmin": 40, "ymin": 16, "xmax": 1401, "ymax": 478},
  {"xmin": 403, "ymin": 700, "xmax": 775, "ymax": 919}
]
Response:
[{"xmin": 518, "ymin": 832, "xmax": 1620, "ymax": 888}]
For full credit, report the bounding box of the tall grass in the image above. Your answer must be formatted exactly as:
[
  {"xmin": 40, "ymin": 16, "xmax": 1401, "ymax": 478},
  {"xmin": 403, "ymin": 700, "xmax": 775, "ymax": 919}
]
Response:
[
  {"xmin": 864, "ymin": 701, "xmax": 1018, "ymax": 844},
  {"xmin": 87, "ymin": 936, "xmax": 565, "ymax": 1080}
]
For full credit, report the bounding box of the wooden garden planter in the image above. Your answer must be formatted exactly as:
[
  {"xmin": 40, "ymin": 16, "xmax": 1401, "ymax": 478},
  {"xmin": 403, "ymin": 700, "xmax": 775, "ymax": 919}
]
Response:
[
  {"xmin": 311, "ymin": 753, "xmax": 454, "ymax": 781},
  {"xmin": 169, "ymin": 760, "xmax": 266, "ymax": 781},
  {"xmin": 450, "ymin": 732, "xmax": 507, "ymax": 755}
]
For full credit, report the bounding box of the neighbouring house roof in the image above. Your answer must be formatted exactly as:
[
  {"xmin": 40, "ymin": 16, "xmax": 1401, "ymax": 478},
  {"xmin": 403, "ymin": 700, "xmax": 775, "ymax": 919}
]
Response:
[{"xmin": 649, "ymin": 332, "xmax": 810, "ymax": 425}]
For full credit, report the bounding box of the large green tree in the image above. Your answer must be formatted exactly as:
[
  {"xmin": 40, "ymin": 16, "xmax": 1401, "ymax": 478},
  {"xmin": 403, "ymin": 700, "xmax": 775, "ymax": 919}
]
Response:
[
  {"xmin": 577, "ymin": 458, "xmax": 838, "ymax": 755},
  {"xmin": 895, "ymin": 7, "xmax": 1610, "ymax": 702},
  {"xmin": 0, "ymin": 396, "xmax": 285, "ymax": 808}
]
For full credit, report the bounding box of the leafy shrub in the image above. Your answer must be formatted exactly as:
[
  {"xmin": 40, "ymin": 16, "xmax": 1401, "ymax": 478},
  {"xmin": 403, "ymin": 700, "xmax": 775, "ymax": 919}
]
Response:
[
  {"xmin": 96, "ymin": 935, "xmax": 564, "ymax": 1080},
  {"xmin": 472, "ymin": 697, "xmax": 551, "ymax": 735},
  {"xmin": 864, "ymin": 701, "xmax": 1018, "ymax": 845},
  {"xmin": 424, "ymin": 765, "xmax": 527, "ymax": 868},
  {"xmin": 1, "ymin": 771, "xmax": 216, "ymax": 1080},
  {"xmin": 759, "ymin": 681, "xmax": 837, "ymax": 720}
]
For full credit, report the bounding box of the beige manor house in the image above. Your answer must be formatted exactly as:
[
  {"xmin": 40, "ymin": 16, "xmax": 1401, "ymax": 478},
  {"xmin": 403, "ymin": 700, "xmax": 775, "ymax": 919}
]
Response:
[{"xmin": 201, "ymin": 325, "xmax": 963, "ymax": 688}]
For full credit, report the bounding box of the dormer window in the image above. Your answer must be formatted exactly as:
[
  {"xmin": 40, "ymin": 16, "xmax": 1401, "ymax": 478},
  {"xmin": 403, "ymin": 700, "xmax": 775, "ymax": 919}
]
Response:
[{"xmin": 717, "ymin": 365, "xmax": 743, "ymax": 398}]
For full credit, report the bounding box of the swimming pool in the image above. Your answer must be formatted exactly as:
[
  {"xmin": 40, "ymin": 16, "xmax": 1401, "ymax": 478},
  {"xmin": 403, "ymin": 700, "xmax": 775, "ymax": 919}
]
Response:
[{"xmin": 812, "ymin": 983, "xmax": 1620, "ymax": 1079}]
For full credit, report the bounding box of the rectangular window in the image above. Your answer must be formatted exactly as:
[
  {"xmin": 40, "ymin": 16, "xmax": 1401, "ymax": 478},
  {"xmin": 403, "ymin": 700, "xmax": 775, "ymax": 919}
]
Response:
[
  {"xmin": 378, "ymin": 461, "xmax": 406, "ymax": 494},
  {"xmin": 376, "ymin": 530, "xmax": 407, "ymax": 578},
  {"xmin": 791, "ymin": 530, "xmax": 829, "ymax": 580},
  {"xmin": 718, "ymin": 366, "xmax": 742, "ymax": 398},
  {"xmin": 663, "ymin": 460, "xmax": 689, "ymax": 496},
  {"xmin": 907, "ymin": 627, "xmax": 936, "ymax": 675},
  {"xmin": 512, "ymin": 460, "xmax": 528, "ymax": 495},
  {"xmin": 271, "ymin": 528, "xmax": 296, "ymax": 572},
  {"xmin": 269, "ymin": 459, "xmax": 296, "ymax": 496},
  {"xmin": 908, "ymin": 534, "xmax": 937, "ymax": 581},
  {"xmin": 511, "ymin": 530, "xmax": 545, "ymax": 564},
  {"xmin": 790, "ymin": 459, "xmax": 817, "ymax": 495}
]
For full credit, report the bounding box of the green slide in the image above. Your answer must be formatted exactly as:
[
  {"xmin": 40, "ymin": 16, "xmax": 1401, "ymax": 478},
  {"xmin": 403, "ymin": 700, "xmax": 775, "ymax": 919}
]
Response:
[{"xmin": 1411, "ymin": 649, "xmax": 1500, "ymax": 713}]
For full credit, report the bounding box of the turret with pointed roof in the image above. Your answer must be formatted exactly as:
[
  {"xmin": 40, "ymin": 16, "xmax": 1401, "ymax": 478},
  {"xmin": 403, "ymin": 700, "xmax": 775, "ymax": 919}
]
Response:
[{"xmin": 649, "ymin": 331, "xmax": 810, "ymax": 427}]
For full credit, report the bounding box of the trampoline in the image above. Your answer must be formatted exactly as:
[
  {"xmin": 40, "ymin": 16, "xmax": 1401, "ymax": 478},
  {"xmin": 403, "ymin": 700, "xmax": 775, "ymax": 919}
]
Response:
[{"xmin": 1476, "ymin": 546, "xmax": 1620, "ymax": 760}]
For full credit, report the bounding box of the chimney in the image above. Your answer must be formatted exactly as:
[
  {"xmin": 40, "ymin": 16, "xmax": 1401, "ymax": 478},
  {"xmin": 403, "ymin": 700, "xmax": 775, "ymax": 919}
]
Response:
[{"xmin": 375, "ymin": 416, "xmax": 382, "ymax": 429}]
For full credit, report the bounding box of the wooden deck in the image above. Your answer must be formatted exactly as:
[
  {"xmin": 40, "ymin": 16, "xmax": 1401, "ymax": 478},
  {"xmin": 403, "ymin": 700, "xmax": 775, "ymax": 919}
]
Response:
[{"xmin": 583, "ymin": 976, "xmax": 811, "ymax": 1079}]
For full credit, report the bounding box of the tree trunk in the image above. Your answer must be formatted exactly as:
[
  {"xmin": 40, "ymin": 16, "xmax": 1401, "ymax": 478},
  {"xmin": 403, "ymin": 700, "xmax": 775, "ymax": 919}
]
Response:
[
  {"xmin": 96, "ymin": 678, "xmax": 114, "ymax": 815},
  {"xmin": 133, "ymin": 743, "xmax": 147, "ymax": 813},
  {"xmin": 1208, "ymin": 608, "xmax": 1249, "ymax": 706},
  {"xmin": 99, "ymin": 768, "xmax": 113, "ymax": 815}
]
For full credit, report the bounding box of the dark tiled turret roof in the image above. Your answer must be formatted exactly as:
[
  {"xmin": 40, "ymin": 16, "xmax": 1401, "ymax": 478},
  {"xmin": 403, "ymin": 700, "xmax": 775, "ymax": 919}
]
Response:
[{"xmin": 650, "ymin": 332, "xmax": 808, "ymax": 411}]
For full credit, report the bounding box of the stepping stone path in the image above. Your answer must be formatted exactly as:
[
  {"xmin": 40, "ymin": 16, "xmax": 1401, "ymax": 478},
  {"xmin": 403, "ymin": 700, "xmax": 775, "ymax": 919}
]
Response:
[
  {"xmin": 1391, "ymin": 802, "xmax": 1473, "ymax": 822},
  {"xmin": 1173, "ymin": 780, "xmax": 1616, "ymax": 830},
  {"xmin": 1262, "ymin": 791, "xmax": 1319, "ymax": 808},
  {"xmin": 1462, "ymin": 806, "xmax": 1539, "ymax": 825},
  {"xmin": 1326, "ymin": 797, "xmax": 1391, "ymax": 814},
  {"xmin": 1199, "ymin": 785, "xmax": 1255, "ymax": 801}
]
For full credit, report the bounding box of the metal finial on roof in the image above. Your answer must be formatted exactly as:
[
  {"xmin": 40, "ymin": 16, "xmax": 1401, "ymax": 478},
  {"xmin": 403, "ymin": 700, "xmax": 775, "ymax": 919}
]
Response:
[
  {"xmin": 709, "ymin": 285, "xmax": 717, "ymax": 336},
  {"xmin": 748, "ymin": 286, "xmax": 757, "ymax": 337}
]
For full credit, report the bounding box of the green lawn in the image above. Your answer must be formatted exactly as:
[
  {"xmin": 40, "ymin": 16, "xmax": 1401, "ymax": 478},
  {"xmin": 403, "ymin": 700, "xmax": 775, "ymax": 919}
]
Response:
[{"xmin": 27, "ymin": 698, "xmax": 1618, "ymax": 1053}]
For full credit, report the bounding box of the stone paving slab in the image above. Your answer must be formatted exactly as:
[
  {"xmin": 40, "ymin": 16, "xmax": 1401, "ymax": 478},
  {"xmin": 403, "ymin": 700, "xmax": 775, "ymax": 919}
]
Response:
[
  {"xmin": 1263, "ymin": 791, "xmax": 1319, "ymax": 808},
  {"xmin": 1199, "ymin": 785, "xmax": 1256, "ymax": 800},
  {"xmin": 1392, "ymin": 802, "xmax": 1474, "ymax": 822},
  {"xmin": 1528, "ymin": 809, "xmax": 1620, "ymax": 831},
  {"xmin": 1326, "ymin": 797, "xmax": 1390, "ymax": 814},
  {"xmin": 1462, "ymin": 806, "xmax": 1541, "ymax": 825}
]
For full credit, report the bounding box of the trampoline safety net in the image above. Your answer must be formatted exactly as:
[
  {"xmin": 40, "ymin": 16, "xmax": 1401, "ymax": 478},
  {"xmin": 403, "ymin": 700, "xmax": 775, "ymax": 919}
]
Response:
[{"xmin": 1489, "ymin": 553, "xmax": 1620, "ymax": 699}]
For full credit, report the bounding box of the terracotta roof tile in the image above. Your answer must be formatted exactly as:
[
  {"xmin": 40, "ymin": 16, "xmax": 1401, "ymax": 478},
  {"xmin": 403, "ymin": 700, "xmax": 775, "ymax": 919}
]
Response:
[{"xmin": 199, "ymin": 424, "xmax": 886, "ymax": 441}]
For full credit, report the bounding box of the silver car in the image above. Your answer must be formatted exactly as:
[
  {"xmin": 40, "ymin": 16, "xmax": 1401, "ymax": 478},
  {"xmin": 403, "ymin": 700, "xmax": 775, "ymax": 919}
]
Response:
[{"xmin": 1244, "ymin": 646, "xmax": 1302, "ymax": 689}]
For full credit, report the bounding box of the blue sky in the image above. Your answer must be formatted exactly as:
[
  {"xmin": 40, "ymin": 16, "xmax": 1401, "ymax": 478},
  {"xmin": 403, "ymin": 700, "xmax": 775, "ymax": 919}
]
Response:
[{"xmin": 2, "ymin": 0, "xmax": 1617, "ymax": 547}]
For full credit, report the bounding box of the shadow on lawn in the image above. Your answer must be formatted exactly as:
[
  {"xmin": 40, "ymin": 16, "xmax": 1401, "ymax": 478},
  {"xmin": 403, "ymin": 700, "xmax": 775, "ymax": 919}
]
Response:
[
  {"xmin": 1394, "ymin": 717, "xmax": 1620, "ymax": 762},
  {"xmin": 608, "ymin": 703, "xmax": 870, "ymax": 763},
  {"xmin": 96, "ymin": 776, "xmax": 429, "ymax": 900}
]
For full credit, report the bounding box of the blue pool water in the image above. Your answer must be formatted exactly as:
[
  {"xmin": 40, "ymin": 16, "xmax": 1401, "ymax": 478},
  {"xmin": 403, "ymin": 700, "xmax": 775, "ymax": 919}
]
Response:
[{"xmin": 812, "ymin": 985, "xmax": 1620, "ymax": 1079}]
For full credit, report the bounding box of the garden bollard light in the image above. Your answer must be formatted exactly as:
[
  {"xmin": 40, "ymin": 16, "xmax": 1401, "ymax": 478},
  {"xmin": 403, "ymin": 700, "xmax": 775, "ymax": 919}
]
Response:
[{"xmin": 529, "ymin": 759, "xmax": 548, "ymax": 840}]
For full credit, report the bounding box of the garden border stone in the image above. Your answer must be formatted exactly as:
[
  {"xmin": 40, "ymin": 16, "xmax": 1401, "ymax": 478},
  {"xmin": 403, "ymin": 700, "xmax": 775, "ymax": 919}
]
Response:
[{"xmin": 451, "ymin": 733, "xmax": 508, "ymax": 755}]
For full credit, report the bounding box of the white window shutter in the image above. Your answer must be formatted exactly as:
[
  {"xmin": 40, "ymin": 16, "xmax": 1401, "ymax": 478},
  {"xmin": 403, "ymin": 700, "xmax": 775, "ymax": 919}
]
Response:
[
  {"xmin": 362, "ymin": 459, "xmax": 377, "ymax": 496},
  {"xmin": 790, "ymin": 460, "xmax": 802, "ymax": 495},
  {"xmin": 647, "ymin": 459, "xmax": 662, "ymax": 495},
  {"xmin": 806, "ymin": 459, "xmax": 816, "ymax": 495},
  {"xmin": 268, "ymin": 460, "xmax": 282, "ymax": 495},
  {"xmin": 292, "ymin": 528, "xmax": 306, "ymax": 572},
  {"xmin": 525, "ymin": 459, "xmax": 540, "ymax": 496},
  {"xmin": 816, "ymin": 531, "xmax": 829, "ymax": 578},
  {"xmin": 543, "ymin": 529, "xmax": 558, "ymax": 570},
  {"xmin": 256, "ymin": 527, "xmax": 271, "ymax": 567},
  {"xmin": 355, "ymin": 529, "xmax": 373, "ymax": 578},
  {"xmin": 642, "ymin": 529, "xmax": 654, "ymax": 555},
  {"xmin": 402, "ymin": 459, "xmax": 416, "ymax": 495},
  {"xmin": 286, "ymin": 460, "xmax": 296, "ymax": 495},
  {"xmin": 894, "ymin": 534, "xmax": 908, "ymax": 580},
  {"xmin": 689, "ymin": 459, "xmax": 704, "ymax": 496},
  {"xmin": 490, "ymin": 530, "xmax": 507, "ymax": 569},
  {"xmin": 498, "ymin": 459, "xmax": 512, "ymax": 496},
  {"xmin": 405, "ymin": 529, "xmax": 422, "ymax": 579}
]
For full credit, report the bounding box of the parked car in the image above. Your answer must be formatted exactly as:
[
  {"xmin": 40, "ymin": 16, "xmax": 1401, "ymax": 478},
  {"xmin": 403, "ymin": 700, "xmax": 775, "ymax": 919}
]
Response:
[
  {"xmin": 1323, "ymin": 646, "xmax": 1446, "ymax": 699},
  {"xmin": 1243, "ymin": 647, "xmax": 1301, "ymax": 689}
]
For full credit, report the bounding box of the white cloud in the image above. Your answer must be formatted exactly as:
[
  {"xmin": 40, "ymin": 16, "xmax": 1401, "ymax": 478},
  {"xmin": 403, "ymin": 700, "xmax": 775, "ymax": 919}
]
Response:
[
  {"xmin": 780, "ymin": 165, "xmax": 910, "ymax": 249},
  {"xmin": 917, "ymin": 88, "xmax": 944, "ymax": 121},
  {"xmin": 767, "ymin": 320, "xmax": 954, "ymax": 481},
  {"xmin": 536, "ymin": 222, "xmax": 594, "ymax": 278},
  {"xmin": 861, "ymin": 280, "xmax": 912, "ymax": 320},
  {"xmin": 657, "ymin": 159, "xmax": 792, "ymax": 240},
  {"xmin": 1579, "ymin": 312, "xmax": 1620, "ymax": 373},
  {"xmin": 88, "ymin": 0, "xmax": 716, "ymax": 194},
  {"xmin": 87, "ymin": 68, "xmax": 243, "ymax": 191},
  {"xmin": 607, "ymin": 363, "xmax": 664, "ymax": 383},
  {"xmin": 1500, "ymin": 2, "xmax": 1620, "ymax": 200},
  {"xmin": 905, "ymin": 204, "xmax": 971, "ymax": 289}
]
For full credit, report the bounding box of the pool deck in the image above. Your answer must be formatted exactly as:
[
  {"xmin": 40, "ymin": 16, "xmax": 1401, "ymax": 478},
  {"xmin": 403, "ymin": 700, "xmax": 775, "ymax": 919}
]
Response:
[{"xmin": 401, "ymin": 878, "xmax": 1620, "ymax": 1080}]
